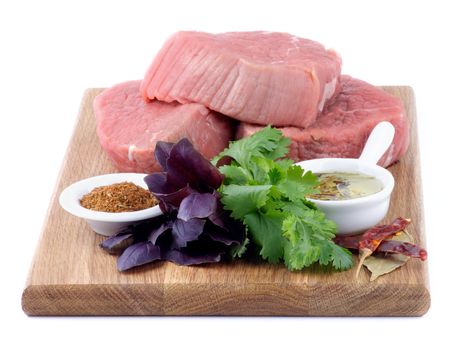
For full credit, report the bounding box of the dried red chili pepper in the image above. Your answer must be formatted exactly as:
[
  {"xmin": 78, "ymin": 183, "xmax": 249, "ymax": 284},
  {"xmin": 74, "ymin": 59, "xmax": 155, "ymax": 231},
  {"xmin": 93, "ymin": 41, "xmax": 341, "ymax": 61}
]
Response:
[
  {"xmin": 335, "ymin": 232, "xmax": 428, "ymax": 260},
  {"xmin": 334, "ymin": 218, "xmax": 428, "ymax": 276},
  {"xmin": 355, "ymin": 217, "xmax": 411, "ymax": 277},
  {"xmin": 334, "ymin": 217, "xmax": 411, "ymax": 251},
  {"xmin": 333, "ymin": 235, "xmax": 360, "ymax": 249},
  {"xmin": 358, "ymin": 217, "xmax": 411, "ymax": 252},
  {"xmin": 377, "ymin": 240, "xmax": 427, "ymax": 261}
]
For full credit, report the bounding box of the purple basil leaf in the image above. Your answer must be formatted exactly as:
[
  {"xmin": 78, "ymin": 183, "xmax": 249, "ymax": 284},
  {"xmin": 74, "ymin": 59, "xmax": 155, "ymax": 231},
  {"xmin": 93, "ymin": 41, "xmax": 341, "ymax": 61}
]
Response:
[
  {"xmin": 132, "ymin": 217, "xmax": 165, "ymax": 236},
  {"xmin": 177, "ymin": 192, "xmax": 218, "ymax": 221},
  {"xmin": 172, "ymin": 218, "xmax": 205, "ymax": 248},
  {"xmin": 158, "ymin": 201, "xmax": 170, "ymax": 215},
  {"xmin": 148, "ymin": 221, "xmax": 173, "ymax": 245},
  {"xmin": 117, "ymin": 242, "xmax": 162, "ymax": 271},
  {"xmin": 204, "ymin": 221, "xmax": 245, "ymax": 246},
  {"xmin": 156, "ymin": 184, "xmax": 195, "ymax": 213},
  {"xmin": 172, "ymin": 235, "xmax": 228, "ymax": 264},
  {"xmin": 100, "ymin": 233, "xmax": 134, "ymax": 253},
  {"xmin": 166, "ymin": 138, "xmax": 224, "ymax": 192},
  {"xmin": 155, "ymin": 141, "xmax": 174, "ymax": 171},
  {"xmin": 164, "ymin": 249, "xmax": 222, "ymax": 266},
  {"xmin": 100, "ymin": 216, "xmax": 167, "ymax": 255},
  {"xmin": 208, "ymin": 199, "xmax": 228, "ymax": 228},
  {"xmin": 144, "ymin": 172, "xmax": 171, "ymax": 194}
]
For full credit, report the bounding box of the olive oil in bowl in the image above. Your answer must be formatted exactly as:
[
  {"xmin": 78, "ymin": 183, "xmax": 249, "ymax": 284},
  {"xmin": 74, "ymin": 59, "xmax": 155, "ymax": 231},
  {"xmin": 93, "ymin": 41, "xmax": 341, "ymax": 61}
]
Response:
[{"xmin": 309, "ymin": 172, "xmax": 383, "ymax": 201}]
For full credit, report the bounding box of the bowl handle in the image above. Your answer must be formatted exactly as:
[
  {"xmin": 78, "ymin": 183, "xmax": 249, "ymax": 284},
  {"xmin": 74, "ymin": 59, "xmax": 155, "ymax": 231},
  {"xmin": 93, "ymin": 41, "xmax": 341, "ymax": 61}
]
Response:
[{"xmin": 359, "ymin": 121, "xmax": 395, "ymax": 165}]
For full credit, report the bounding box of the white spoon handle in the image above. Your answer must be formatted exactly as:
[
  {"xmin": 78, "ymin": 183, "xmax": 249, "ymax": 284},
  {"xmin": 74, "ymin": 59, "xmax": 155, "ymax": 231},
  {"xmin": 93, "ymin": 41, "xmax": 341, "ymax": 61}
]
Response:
[{"xmin": 359, "ymin": 121, "xmax": 395, "ymax": 165}]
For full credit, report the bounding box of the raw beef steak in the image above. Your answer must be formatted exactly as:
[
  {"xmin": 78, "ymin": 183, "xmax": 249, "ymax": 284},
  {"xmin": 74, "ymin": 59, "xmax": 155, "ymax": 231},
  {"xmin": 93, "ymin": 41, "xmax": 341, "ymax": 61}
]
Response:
[
  {"xmin": 237, "ymin": 76, "xmax": 409, "ymax": 167},
  {"xmin": 140, "ymin": 31, "xmax": 341, "ymax": 128},
  {"xmin": 94, "ymin": 80, "xmax": 234, "ymax": 173}
]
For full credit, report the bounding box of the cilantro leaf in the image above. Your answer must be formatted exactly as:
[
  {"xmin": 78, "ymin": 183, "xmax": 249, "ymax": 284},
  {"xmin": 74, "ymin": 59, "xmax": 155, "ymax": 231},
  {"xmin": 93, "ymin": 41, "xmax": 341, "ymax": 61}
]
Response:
[
  {"xmin": 231, "ymin": 236, "xmax": 250, "ymax": 258},
  {"xmin": 276, "ymin": 165, "xmax": 319, "ymax": 201},
  {"xmin": 266, "ymin": 132, "xmax": 291, "ymax": 160},
  {"xmin": 330, "ymin": 244, "xmax": 354, "ymax": 270},
  {"xmin": 212, "ymin": 126, "xmax": 290, "ymax": 168},
  {"xmin": 220, "ymin": 184, "xmax": 271, "ymax": 219},
  {"xmin": 244, "ymin": 211, "xmax": 285, "ymax": 263},
  {"xmin": 268, "ymin": 166, "xmax": 284, "ymax": 185},
  {"xmin": 282, "ymin": 214, "xmax": 330, "ymax": 270},
  {"xmin": 248, "ymin": 157, "xmax": 273, "ymax": 184},
  {"xmin": 219, "ymin": 165, "xmax": 252, "ymax": 184}
]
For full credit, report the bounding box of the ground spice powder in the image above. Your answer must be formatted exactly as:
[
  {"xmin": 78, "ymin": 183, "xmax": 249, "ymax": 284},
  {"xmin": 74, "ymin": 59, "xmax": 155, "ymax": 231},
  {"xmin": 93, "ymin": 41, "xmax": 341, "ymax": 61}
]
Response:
[{"xmin": 80, "ymin": 182, "xmax": 158, "ymax": 213}]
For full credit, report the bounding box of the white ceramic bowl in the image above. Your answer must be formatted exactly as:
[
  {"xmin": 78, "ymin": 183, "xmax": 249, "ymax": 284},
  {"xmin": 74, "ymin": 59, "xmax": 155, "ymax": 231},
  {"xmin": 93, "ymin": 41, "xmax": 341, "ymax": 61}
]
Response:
[
  {"xmin": 296, "ymin": 158, "xmax": 395, "ymax": 235},
  {"xmin": 59, "ymin": 173, "xmax": 162, "ymax": 236}
]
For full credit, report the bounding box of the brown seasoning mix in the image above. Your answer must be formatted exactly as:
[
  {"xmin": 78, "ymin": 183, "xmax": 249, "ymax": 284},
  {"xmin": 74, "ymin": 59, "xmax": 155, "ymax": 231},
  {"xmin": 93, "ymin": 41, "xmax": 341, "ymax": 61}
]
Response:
[{"xmin": 80, "ymin": 181, "xmax": 158, "ymax": 213}]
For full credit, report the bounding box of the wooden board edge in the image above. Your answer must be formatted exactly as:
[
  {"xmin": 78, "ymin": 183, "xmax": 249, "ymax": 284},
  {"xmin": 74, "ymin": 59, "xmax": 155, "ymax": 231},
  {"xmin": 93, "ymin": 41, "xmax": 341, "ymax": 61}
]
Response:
[
  {"xmin": 385, "ymin": 85, "xmax": 431, "ymax": 311},
  {"xmin": 22, "ymin": 284, "xmax": 166, "ymax": 316},
  {"xmin": 22, "ymin": 282, "xmax": 430, "ymax": 317},
  {"xmin": 402, "ymin": 86, "xmax": 432, "ymax": 302}
]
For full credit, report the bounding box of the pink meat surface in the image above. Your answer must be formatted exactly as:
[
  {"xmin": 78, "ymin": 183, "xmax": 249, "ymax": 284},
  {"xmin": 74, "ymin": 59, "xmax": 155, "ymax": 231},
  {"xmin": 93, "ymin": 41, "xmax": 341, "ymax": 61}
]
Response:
[
  {"xmin": 237, "ymin": 76, "xmax": 409, "ymax": 167},
  {"xmin": 94, "ymin": 80, "xmax": 234, "ymax": 173},
  {"xmin": 140, "ymin": 31, "xmax": 341, "ymax": 128}
]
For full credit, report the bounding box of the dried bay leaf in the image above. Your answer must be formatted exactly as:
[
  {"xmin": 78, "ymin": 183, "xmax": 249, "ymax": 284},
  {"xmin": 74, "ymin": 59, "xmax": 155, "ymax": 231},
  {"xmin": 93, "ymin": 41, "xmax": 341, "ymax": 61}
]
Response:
[
  {"xmin": 363, "ymin": 230, "xmax": 412, "ymax": 281},
  {"xmin": 363, "ymin": 254, "xmax": 409, "ymax": 281}
]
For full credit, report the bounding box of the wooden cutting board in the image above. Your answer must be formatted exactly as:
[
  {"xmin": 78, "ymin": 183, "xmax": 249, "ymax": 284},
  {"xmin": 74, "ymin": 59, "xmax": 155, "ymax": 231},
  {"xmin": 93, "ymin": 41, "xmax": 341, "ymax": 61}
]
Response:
[{"xmin": 22, "ymin": 87, "xmax": 430, "ymax": 316}]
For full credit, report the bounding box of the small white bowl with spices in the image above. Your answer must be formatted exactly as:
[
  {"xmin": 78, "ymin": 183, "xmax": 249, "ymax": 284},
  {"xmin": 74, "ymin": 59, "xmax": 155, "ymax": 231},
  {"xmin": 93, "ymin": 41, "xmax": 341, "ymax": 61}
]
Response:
[
  {"xmin": 297, "ymin": 121, "xmax": 396, "ymax": 236},
  {"xmin": 59, "ymin": 173, "xmax": 162, "ymax": 236}
]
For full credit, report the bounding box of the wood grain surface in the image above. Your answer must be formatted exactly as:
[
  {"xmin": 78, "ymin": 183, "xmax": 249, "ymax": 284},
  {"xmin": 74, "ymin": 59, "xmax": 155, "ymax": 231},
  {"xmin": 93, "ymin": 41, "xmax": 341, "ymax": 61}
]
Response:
[{"xmin": 22, "ymin": 87, "xmax": 430, "ymax": 316}]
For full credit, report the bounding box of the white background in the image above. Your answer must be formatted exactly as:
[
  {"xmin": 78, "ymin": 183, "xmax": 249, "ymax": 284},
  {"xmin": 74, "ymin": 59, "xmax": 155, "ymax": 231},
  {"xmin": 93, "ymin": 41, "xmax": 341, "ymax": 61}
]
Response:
[{"xmin": 1, "ymin": 0, "xmax": 471, "ymax": 348}]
